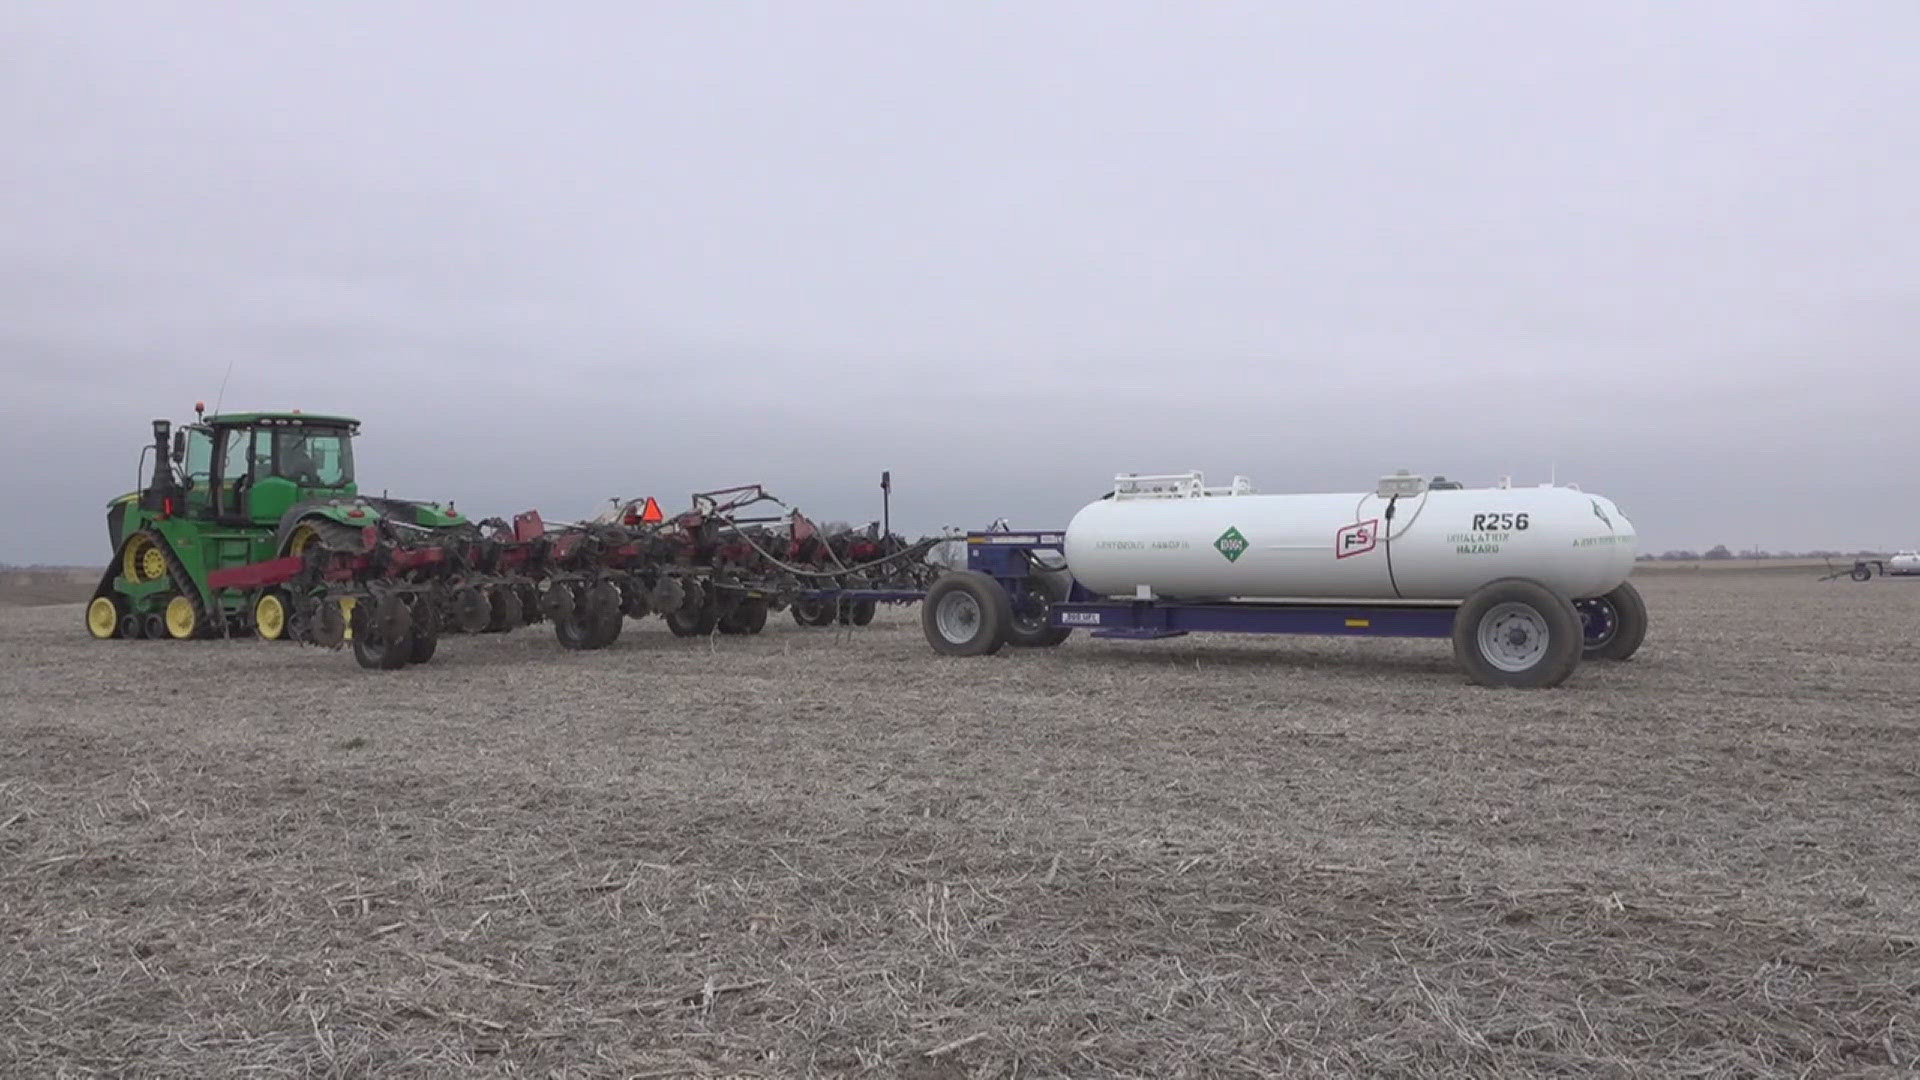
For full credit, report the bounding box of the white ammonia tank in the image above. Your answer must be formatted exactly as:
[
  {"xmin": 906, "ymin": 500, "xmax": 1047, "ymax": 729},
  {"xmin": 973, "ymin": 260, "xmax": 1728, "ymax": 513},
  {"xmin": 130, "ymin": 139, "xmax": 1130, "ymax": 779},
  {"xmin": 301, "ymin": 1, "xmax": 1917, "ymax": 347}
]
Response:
[{"xmin": 1064, "ymin": 472, "xmax": 1637, "ymax": 602}]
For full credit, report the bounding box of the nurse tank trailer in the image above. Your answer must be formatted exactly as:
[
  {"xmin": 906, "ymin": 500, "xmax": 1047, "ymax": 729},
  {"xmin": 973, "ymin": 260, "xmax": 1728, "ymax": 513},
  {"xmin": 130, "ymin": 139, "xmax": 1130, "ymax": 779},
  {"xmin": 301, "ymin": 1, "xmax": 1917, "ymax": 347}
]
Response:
[{"xmin": 921, "ymin": 471, "xmax": 1645, "ymax": 688}]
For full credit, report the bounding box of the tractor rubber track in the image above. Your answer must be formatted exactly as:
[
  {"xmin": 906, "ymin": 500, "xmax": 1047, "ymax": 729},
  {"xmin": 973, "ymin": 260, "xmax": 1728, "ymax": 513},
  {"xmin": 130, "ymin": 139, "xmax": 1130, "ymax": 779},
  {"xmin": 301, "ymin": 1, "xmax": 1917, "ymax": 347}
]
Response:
[
  {"xmin": 291, "ymin": 517, "xmax": 377, "ymax": 556},
  {"xmin": 140, "ymin": 528, "xmax": 212, "ymax": 639}
]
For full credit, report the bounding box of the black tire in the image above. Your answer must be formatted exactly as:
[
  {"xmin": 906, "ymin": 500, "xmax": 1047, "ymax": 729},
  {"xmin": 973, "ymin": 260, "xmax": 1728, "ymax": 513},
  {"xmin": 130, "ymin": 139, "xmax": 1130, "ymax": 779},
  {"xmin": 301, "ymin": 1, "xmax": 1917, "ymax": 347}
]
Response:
[
  {"xmin": 556, "ymin": 607, "xmax": 624, "ymax": 650},
  {"xmin": 722, "ymin": 597, "xmax": 769, "ymax": 635},
  {"xmin": 666, "ymin": 604, "xmax": 719, "ymax": 638},
  {"xmin": 485, "ymin": 587, "xmax": 520, "ymax": 633},
  {"xmin": 408, "ymin": 617, "xmax": 440, "ymax": 665},
  {"xmin": 744, "ymin": 598, "xmax": 770, "ymax": 633},
  {"xmin": 921, "ymin": 571, "xmax": 1013, "ymax": 657},
  {"xmin": 1005, "ymin": 573, "xmax": 1072, "ymax": 648},
  {"xmin": 835, "ymin": 598, "xmax": 877, "ymax": 626},
  {"xmin": 1451, "ymin": 578, "xmax": 1583, "ymax": 688},
  {"xmin": 122, "ymin": 613, "xmax": 147, "ymax": 639},
  {"xmin": 1576, "ymin": 581, "xmax": 1647, "ymax": 662},
  {"xmin": 1851, "ymin": 563, "xmax": 1872, "ymax": 582},
  {"xmin": 142, "ymin": 613, "xmax": 167, "ymax": 640},
  {"xmin": 554, "ymin": 615, "xmax": 591, "ymax": 650},
  {"xmin": 350, "ymin": 602, "xmax": 412, "ymax": 671},
  {"xmin": 791, "ymin": 597, "xmax": 835, "ymax": 627}
]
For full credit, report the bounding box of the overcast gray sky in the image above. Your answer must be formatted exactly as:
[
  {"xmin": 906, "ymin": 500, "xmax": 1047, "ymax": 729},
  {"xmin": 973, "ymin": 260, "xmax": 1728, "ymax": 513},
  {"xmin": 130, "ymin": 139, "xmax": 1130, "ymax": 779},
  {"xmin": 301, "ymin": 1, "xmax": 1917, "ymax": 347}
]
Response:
[{"xmin": 4, "ymin": 2, "xmax": 1917, "ymax": 564}]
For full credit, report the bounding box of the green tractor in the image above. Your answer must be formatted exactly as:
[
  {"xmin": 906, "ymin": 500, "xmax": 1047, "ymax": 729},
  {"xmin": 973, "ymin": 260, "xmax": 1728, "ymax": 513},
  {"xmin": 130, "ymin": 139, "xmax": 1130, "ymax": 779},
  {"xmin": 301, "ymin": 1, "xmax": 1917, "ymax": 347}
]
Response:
[{"xmin": 87, "ymin": 405, "xmax": 469, "ymax": 641}]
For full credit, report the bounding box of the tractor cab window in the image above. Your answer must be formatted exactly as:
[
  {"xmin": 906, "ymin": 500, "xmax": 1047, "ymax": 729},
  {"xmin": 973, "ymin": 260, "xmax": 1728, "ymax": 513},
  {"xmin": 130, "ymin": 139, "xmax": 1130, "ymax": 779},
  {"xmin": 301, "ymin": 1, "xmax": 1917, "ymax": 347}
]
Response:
[
  {"xmin": 182, "ymin": 427, "xmax": 213, "ymax": 488},
  {"xmin": 219, "ymin": 427, "xmax": 253, "ymax": 483},
  {"xmin": 273, "ymin": 429, "xmax": 353, "ymax": 487}
]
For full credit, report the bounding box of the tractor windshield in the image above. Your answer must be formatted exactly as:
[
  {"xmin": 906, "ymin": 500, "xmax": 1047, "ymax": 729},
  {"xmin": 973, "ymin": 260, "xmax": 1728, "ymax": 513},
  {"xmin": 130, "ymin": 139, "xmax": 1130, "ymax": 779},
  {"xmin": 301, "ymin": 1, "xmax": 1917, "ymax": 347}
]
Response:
[{"xmin": 272, "ymin": 428, "xmax": 354, "ymax": 488}]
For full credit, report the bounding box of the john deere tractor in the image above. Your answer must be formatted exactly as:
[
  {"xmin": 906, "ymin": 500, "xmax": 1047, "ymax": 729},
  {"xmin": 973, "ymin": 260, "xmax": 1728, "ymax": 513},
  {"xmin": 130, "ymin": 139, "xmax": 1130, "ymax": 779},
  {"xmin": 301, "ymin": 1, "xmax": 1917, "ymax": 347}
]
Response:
[{"xmin": 86, "ymin": 405, "xmax": 469, "ymax": 641}]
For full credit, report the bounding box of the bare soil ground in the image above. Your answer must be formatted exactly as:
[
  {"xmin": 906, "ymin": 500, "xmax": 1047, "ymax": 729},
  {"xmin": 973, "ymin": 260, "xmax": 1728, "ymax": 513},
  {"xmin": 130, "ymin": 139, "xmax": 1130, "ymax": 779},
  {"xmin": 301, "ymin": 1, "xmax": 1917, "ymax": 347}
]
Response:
[{"xmin": 3, "ymin": 572, "xmax": 1917, "ymax": 1078}]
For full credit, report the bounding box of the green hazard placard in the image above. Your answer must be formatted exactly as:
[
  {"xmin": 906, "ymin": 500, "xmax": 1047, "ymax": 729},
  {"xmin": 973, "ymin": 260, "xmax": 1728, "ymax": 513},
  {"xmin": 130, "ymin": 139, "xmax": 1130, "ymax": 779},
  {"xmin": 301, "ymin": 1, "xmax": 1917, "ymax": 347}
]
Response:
[{"xmin": 1214, "ymin": 526, "xmax": 1248, "ymax": 562}]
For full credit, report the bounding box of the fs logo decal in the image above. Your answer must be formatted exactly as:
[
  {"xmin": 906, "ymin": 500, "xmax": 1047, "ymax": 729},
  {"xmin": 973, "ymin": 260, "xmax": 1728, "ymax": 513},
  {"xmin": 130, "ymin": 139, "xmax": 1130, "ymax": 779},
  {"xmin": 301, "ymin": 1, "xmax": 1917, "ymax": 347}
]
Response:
[{"xmin": 1336, "ymin": 519, "xmax": 1378, "ymax": 559}]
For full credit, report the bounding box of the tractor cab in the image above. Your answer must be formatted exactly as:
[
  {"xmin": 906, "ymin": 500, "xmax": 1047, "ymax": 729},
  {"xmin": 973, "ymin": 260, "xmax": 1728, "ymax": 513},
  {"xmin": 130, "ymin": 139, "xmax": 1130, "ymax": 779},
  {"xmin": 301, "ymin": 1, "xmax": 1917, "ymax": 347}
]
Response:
[{"xmin": 167, "ymin": 410, "xmax": 359, "ymax": 526}]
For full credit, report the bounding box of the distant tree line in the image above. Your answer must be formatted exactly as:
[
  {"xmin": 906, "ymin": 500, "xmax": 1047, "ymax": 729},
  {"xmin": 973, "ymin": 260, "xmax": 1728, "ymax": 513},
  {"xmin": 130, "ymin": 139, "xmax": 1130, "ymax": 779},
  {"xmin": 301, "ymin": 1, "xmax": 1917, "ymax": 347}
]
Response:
[{"xmin": 1637, "ymin": 546, "xmax": 1887, "ymax": 562}]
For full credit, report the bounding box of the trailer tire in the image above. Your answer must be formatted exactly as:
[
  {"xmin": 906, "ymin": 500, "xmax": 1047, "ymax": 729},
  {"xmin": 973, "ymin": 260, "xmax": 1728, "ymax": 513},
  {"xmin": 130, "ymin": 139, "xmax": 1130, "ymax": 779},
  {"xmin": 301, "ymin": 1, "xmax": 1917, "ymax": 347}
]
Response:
[
  {"xmin": 1576, "ymin": 581, "xmax": 1647, "ymax": 662},
  {"xmin": 349, "ymin": 602, "xmax": 412, "ymax": 671},
  {"xmin": 732, "ymin": 598, "xmax": 770, "ymax": 634},
  {"xmin": 1452, "ymin": 578, "xmax": 1582, "ymax": 688},
  {"xmin": 1850, "ymin": 563, "xmax": 1872, "ymax": 582},
  {"xmin": 791, "ymin": 598, "xmax": 834, "ymax": 627},
  {"xmin": 838, "ymin": 599, "xmax": 877, "ymax": 627},
  {"xmin": 408, "ymin": 616, "xmax": 440, "ymax": 665},
  {"xmin": 666, "ymin": 604, "xmax": 719, "ymax": 638},
  {"xmin": 922, "ymin": 572, "xmax": 1012, "ymax": 657},
  {"xmin": 1005, "ymin": 573, "xmax": 1071, "ymax": 648}
]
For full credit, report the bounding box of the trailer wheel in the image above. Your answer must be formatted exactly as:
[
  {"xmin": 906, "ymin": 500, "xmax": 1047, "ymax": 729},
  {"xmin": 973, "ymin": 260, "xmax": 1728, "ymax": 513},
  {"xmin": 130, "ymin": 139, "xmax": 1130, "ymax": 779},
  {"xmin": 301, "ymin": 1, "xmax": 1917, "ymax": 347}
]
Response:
[
  {"xmin": 730, "ymin": 597, "xmax": 769, "ymax": 634},
  {"xmin": 1575, "ymin": 581, "xmax": 1647, "ymax": 661},
  {"xmin": 791, "ymin": 598, "xmax": 833, "ymax": 627},
  {"xmin": 922, "ymin": 572, "xmax": 1012, "ymax": 657},
  {"xmin": 556, "ymin": 600, "xmax": 623, "ymax": 650},
  {"xmin": 1452, "ymin": 578, "xmax": 1582, "ymax": 688},
  {"xmin": 1005, "ymin": 574, "xmax": 1071, "ymax": 648},
  {"xmin": 838, "ymin": 599, "xmax": 877, "ymax": 627},
  {"xmin": 349, "ymin": 600, "xmax": 412, "ymax": 671},
  {"xmin": 408, "ymin": 614, "xmax": 440, "ymax": 664},
  {"xmin": 666, "ymin": 604, "xmax": 719, "ymax": 638},
  {"xmin": 1850, "ymin": 562, "xmax": 1872, "ymax": 582}
]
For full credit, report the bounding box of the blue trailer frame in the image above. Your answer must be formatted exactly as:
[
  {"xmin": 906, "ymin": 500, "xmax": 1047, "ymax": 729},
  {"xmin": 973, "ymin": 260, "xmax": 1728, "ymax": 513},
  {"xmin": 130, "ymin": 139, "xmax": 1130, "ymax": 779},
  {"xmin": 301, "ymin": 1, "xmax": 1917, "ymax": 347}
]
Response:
[{"xmin": 960, "ymin": 529, "xmax": 1464, "ymax": 642}]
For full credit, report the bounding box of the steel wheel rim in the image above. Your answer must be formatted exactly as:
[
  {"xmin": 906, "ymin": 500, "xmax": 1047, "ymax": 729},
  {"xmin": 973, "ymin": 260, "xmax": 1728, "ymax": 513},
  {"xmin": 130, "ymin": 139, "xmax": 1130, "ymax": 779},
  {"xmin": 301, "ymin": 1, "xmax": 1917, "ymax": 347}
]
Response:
[
  {"xmin": 935, "ymin": 591, "xmax": 981, "ymax": 644},
  {"xmin": 1575, "ymin": 598, "xmax": 1617, "ymax": 647},
  {"xmin": 87, "ymin": 597, "xmax": 119, "ymax": 638},
  {"xmin": 1477, "ymin": 601, "xmax": 1550, "ymax": 672}
]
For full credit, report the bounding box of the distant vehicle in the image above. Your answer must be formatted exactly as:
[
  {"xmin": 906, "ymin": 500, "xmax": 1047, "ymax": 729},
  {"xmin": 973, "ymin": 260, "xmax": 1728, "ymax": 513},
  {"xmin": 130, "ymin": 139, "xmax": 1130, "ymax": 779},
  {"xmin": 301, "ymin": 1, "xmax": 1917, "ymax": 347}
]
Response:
[{"xmin": 1822, "ymin": 551, "xmax": 1920, "ymax": 582}]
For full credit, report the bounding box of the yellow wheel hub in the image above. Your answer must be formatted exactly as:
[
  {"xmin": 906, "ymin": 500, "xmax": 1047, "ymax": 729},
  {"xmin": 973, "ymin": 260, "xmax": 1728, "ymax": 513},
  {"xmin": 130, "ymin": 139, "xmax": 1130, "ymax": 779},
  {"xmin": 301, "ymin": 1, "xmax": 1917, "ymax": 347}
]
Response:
[
  {"xmin": 123, "ymin": 535, "xmax": 169, "ymax": 584},
  {"xmin": 288, "ymin": 524, "xmax": 321, "ymax": 557},
  {"xmin": 164, "ymin": 595, "xmax": 200, "ymax": 640},
  {"xmin": 339, "ymin": 597, "xmax": 357, "ymax": 641},
  {"xmin": 255, "ymin": 593, "xmax": 288, "ymax": 640},
  {"xmin": 86, "ymin": 597, "xmax": 121, "ymax": 639}
]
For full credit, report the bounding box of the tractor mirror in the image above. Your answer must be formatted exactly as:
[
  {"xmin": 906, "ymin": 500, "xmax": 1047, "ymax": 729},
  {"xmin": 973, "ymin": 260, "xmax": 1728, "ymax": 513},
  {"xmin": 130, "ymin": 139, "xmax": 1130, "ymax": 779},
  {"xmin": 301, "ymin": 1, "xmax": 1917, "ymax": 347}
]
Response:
[{"xmin": 171, "ymin": 430, "xmax": 186, "ymax": 463}]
